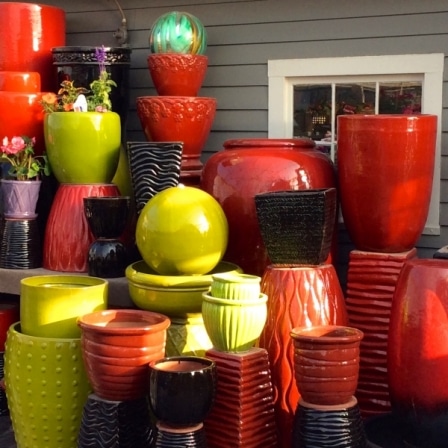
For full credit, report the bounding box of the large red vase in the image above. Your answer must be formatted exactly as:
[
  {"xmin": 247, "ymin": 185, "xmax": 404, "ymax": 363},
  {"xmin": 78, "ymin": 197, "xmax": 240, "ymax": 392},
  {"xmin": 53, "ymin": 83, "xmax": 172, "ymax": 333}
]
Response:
[
  {"xmin": 388, "ymin": 259, "xmax": 448, "ymax": 448},
  {"xmin": 200, "ymin": 139, "xmax": 338, "ymax": 276},
  {"xmin": 337, "ymin": 114, "xmax": 437, "ymax": 253},
  {"xmin": 0, "ymin": 3, "xmax": 66, "ymax": 92}
]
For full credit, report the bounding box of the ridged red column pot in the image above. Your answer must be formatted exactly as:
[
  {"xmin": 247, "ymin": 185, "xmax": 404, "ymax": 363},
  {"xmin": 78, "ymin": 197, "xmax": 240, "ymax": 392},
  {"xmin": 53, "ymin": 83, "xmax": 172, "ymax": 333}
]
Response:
[
  {"xmin": 388, "ymin": 259, "xmax": 448, "ymax": 448},
  {"xmin": 337, "ymin": 114, "xmax": 437, "ymax": 253},
  {"xmin": 200, "ymin": 138, "xmax": 337, "ymax": 276}
]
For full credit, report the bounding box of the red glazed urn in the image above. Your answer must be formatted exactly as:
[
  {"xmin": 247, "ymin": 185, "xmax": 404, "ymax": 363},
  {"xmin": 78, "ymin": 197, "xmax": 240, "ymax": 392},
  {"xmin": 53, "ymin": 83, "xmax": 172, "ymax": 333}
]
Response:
[
  {"xmin": 388, "ymin": 258, "xmax": 448, "ymax": 448},
  {"xmin": 147, "ymin": 53, "xmax": 208, "ymax": 96},
  {"xmin": 200, "ymin": 138, "xmax": 338, "ymax": 276},
  {"xmin": 337, "ymin": 114, "xmax": 437, "ymax": 253},
  {"xmin": 0, "ymin": 3, "xmax": 66, "ymax": 92},
  {"xmin": 136, "ymin": 95, "xmax": 216, "ymax": 184}
]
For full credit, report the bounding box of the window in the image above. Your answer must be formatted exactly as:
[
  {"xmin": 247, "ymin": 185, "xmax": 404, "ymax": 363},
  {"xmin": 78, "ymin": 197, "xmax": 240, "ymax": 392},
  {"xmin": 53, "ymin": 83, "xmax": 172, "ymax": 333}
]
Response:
[{"xmin": 268, "ymin": 54, "xmax": 444, "ymax": 235}]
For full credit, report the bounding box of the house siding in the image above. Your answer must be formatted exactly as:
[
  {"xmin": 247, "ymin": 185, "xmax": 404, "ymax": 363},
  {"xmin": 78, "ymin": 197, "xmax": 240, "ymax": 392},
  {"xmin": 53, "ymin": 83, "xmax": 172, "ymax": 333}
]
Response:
[{"xmin": 5, "ymin": 0, "xmax": 448, "ymax": 276}]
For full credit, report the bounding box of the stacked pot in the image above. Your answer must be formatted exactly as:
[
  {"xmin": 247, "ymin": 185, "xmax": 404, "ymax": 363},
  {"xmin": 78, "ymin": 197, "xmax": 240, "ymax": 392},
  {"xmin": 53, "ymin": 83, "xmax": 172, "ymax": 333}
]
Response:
[
  {"xmin": 137, "ymin": 11, "xmax": 217, "ymax": 187},
  {"xmin": 202, "ymin": 272, "xmax": 279, "ymax": 448}
]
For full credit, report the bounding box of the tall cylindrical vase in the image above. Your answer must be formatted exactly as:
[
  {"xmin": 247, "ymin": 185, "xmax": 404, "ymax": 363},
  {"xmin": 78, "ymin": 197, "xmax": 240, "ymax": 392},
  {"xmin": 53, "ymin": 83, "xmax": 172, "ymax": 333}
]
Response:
[
  {"xmin": 0, "ymin": 3, "xmax": 66, "ymax": 92},
  {"xmin": 337, "ymin": 114, "xmax": 437, "ymax": 252},
  {"xmin": 200, "ymin": 138, "xmax": 338, "ymax": 276},
  {"xmin": 388, "ymin": 259, "xmax": 448, "ymax": 448}
]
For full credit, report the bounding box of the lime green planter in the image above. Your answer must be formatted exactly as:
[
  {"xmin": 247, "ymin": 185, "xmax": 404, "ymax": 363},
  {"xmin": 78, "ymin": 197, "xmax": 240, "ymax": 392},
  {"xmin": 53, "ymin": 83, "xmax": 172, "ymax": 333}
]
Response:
[
  {"xmin": 210, "ymin": 272, "xmax": 261, "ymax": 300},
  {"xmin": 4, "ymin": 323, "xmax": 91, "ymax": 448},
  {"xmin": 44, "ymin": 112, "xmax": 121, "ymax": 184}
]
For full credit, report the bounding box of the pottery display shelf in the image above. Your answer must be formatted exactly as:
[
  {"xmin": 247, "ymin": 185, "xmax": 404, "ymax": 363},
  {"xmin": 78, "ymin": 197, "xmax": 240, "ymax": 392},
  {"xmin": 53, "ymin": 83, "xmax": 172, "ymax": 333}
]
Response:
[{"xmin": 0, "ymin": 267, "xmax": 134, "ymax": 309}]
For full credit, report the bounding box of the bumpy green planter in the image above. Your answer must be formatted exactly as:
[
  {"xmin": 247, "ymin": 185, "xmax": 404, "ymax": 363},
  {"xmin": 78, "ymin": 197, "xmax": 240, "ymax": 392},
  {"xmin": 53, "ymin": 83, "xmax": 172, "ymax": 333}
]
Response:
[
  {"xmin": 44, "ymin": 112, "xmax": 121, "ymax": 184},
  {"xmin": 4, "ymin": 323, "xmax": 91, "ymax": 448},
  {"xmin": 202, "ymin": 291, "xmax": 268, "ymax": 353}
]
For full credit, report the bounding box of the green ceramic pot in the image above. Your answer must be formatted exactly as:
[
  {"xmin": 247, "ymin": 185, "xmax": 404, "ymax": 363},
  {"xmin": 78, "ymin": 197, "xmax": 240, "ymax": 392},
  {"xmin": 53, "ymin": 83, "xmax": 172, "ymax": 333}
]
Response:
[
  {"xmin": 210, "ymin": 272, "xmax": 261, "ymax": 300},
  {"xmin": 125, "ymin": 260, "xmax": 242, "ymax": 318},
  {"xmin": 202, "ymin": 291, "xmax": 268, "ymax": 353},
  {"xmin": 4, "ymin": 323, "xmax": 92, "ymax": 448},
  {"xmin": 20, "ymin": 275, "xmax": 108, "ymax": 339},
  {"xmin": 44, "ymin": 112, "xmax": 121, "ymax": 184}
]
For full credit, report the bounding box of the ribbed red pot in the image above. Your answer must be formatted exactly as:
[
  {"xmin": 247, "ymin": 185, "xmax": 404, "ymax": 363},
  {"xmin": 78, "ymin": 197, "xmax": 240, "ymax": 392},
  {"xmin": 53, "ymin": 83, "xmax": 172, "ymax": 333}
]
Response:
[
  {"xmin": 337, "ymin": 114, "xmax": 437, "ymax": 253},
  {"xmin": 200, "ymin": 139, "xmax": 338, "ymax": 276},
  {"xmin": 388, "ymin": 259, "xmax": 448, "ymax": 448},
  {"xmin": 0, "ymin": 3, "xmax": 65, "ymax": 92},
  {"xmin": 43, "ymin": 183, "xmax": 120, "ymax": 272}
]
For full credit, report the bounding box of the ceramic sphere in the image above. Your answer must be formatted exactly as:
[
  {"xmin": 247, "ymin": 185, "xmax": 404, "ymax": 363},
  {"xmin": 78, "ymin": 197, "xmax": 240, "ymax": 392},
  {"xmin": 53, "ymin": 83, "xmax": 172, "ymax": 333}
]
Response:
[
  {"xmin": 136, "ymin": 185, "xmax": 228, "ymax": 276},
  {"xmin": 149, "ymin": 11, "xmax": 207, "ymax": 55}
]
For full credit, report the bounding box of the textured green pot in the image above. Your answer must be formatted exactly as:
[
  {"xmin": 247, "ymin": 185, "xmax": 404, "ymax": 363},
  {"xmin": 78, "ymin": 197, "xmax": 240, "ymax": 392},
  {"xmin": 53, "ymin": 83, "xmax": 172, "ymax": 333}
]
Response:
[
  {"xmin": 4, "ymin": 323, "xmax": 91, "ymax": 448},
  {"xmin": 210, "ymin": 272, "xmax": 261, "ymax": 300},
  {"xmin": 202, "ymin": 291, "xmax": 268, "ymax": 353},
  {"xmin": 44, "ymin": 112, "xmax": 121, "ymax": 184}
]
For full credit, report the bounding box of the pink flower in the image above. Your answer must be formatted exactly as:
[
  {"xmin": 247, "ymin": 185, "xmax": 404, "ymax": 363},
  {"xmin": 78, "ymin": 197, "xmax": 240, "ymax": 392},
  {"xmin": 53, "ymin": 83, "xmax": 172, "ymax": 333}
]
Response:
[{"xmin": 1, "ymin": 136, "xmax": 26, "ymax": 155}]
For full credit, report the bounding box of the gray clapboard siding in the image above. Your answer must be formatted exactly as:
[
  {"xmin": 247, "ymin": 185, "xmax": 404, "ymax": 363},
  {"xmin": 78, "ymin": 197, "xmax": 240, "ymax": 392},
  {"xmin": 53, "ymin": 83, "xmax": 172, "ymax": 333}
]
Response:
[{"xmin": 4, "ymin": 0, "xmax": 448, "ymax": 257}]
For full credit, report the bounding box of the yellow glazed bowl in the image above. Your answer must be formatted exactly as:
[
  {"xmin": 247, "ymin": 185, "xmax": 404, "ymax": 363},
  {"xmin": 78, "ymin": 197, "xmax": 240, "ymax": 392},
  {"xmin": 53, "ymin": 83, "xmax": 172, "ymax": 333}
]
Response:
[
  {"xmin": 4, "ymin": 323, "xmax": 92, "ymax": 448},
  {"xmin": 126, "ymin": 260, "xmax": 242, "ymax": 317},
  {"xmin": 135, "ymin": 184, "xmax": 229, "ymax": 276},
  {"xmin": 20, "ymin": 275, "xmax": 108, "ymax": 338}
]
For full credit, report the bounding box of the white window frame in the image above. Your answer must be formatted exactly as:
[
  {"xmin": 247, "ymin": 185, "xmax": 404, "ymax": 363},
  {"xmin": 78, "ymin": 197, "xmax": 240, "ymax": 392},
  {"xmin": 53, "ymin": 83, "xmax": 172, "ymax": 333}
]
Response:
[{"xmin": 268, "ymin": 54, "xmax": 444, "ymax": 235}]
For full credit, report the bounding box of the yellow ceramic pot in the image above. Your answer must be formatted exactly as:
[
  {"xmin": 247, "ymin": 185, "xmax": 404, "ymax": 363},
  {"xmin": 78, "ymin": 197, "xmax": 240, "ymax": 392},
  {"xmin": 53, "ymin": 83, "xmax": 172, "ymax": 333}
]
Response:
[
  {"xmin": 20, "ymin": 275, "xmax": 108, "ymax": 338},
  {"xmin": 4, "ymin": 323, "xmax": 92, "ymax": 448}
]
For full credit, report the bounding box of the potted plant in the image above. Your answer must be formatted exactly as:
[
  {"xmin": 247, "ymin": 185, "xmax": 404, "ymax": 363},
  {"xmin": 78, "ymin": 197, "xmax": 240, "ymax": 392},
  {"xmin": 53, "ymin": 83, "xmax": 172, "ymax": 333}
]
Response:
[
  {"xmin": 0, "ymin": 135, "xmax": 50, "ymax": 218},
  {"xmin": 41, "ymin": 46, "xmax": 121, "ymax": 184}
]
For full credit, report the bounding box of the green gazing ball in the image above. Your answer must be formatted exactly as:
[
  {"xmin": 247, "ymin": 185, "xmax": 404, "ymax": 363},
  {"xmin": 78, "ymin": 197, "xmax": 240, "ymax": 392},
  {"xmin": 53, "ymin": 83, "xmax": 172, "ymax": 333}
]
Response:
[{"xmin": 149, "ymin": 11, "xmax": 207, "ymax": 55}]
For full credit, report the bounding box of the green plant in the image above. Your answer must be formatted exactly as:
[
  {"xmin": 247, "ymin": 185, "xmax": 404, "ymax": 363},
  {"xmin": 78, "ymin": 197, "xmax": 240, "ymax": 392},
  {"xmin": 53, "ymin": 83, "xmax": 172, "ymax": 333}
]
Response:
[
  {"xmin": 1, "ymin": 136, "xmax": 51, "ymax": 180},
  {"xmin": 41, "ymin": 46, "xmax": 117, "ymax": 113}
]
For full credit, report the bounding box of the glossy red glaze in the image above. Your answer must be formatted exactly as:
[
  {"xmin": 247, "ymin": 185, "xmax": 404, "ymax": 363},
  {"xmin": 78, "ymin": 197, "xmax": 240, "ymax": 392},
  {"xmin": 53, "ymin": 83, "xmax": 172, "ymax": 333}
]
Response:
[
  {"xmin": 258, "ymin": 264, "xmax": 348, "ymax": 448},
  {"xmin": 291, "ymin": 325, "xmax": 363, "ymax": 406},
  {"xmin": 147, "ymin": 53, "xmax": 208, "ymax": 96},
  {"xmin": 345, "ymin": 248, "xmax": 417, "ymax": 418},
  {"xmin": 136, "ymin": 96, "xmax": 216, "ymax": 177},
  {"xmin": 0, "ymin": 91, "xmax": 46, "ymax": 155},
  {"xmin": 43, "ymin": 184, "xmax": 120, "ymax": 272},
  {"xmin": 78, "ymin": 309, "xmax": 170, "ymax": 401},
  {"xmin": 0, "ymin": 303, "xmax": 19, "ymax": 352},
  {"xmin": 0, "ymin": 3, "xmax": 65, "ymax": 92},
  {"xmin": 388, "ymin": 259, "xmax": 448, "ymax": 447},
  {"xmin": 204, "ymin": 348, "xmax": 278, "ymax": 448},
  {"xmin": 200, "ymin": 138, "xmax": 337, "ymax": 276},
  {"xmin": 0, "ymin": 71, "xmax": 40, "ymax": 92},
  {"xmin": 337, "ymin": 114, "xmax": 437, "ymax": 252}
]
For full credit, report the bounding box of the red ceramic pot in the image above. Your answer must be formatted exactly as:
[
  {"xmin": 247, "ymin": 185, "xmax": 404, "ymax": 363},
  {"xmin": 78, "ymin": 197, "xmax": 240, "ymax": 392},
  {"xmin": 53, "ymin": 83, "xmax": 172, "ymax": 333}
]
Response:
[
  {"xmin": 0, "ymin": 71, "xmax": 40, "ymax": 93},
  {"xmin": 200, "ymin": 139, "xmax": 338, "ymax": 276},
  {"xmin": 388, "ymin": 259, "xmax": 448, "ymax": 448},
  {"xmin": 337, "ymin": 114, "xmax": 437, "ymax": 253},
  {"xmin": 136, "ymin": 96, "xmax": 216, "ymax": 183},
  {"xmin": 78, "ymin": 309, "xmax": 170, "ymax": 401},
  {"xmin": 0, "ymin": 303, "xmax": 19, "ymax": 352},
  {"xmin": 0, "ymin": 91, "xmax": 46, "ymax": 155},
  {"xmin": 259, "ymin": 264, "xmax": 348, "ymax": 448},
  {"xmin": 0, "ymin": 3, "xmax": 65, "ymax": 92},
  {"xmin": 147, "ymin": 54, "xmax": 208, "ymax": 96},
  {"xmin": 291, "ymin": 325, "xmax": 363, "ymax": 406},
  {"xmin": 43, "ymin": 183, "xmax": 120, "ymax": 272}
]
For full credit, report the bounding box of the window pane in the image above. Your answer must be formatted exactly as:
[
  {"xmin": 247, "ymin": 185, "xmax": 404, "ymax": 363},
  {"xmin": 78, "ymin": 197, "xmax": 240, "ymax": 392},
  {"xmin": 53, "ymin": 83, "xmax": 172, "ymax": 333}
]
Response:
[{"xmin": 378, "ymin": 82, "xmax": 422, "ymax": 114}]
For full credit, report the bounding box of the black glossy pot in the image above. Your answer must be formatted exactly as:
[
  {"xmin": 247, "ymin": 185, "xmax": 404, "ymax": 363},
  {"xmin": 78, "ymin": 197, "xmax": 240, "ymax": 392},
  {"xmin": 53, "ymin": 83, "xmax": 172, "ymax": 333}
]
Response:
[{"xmin": 149, "ymin": 356, "xmax": 216, "ymax": 426}]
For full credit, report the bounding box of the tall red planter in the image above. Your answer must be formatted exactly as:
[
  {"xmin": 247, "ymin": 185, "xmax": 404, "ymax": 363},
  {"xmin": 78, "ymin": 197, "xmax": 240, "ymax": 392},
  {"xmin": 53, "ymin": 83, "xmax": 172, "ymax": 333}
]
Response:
[
  {"xmin": 0, "ymin": 2, "xmax": 66, "ymax": 92},
  {"xmin": 388, "ymin": 259, "xmax": 448, "ymax": 448},
  {"xmin": 200, "ymin": 138, "xmax": 338, "ymax": 276},
  {"xmin": 337, "ymin": 114, "xmax": 437, "ymax": 253}
]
